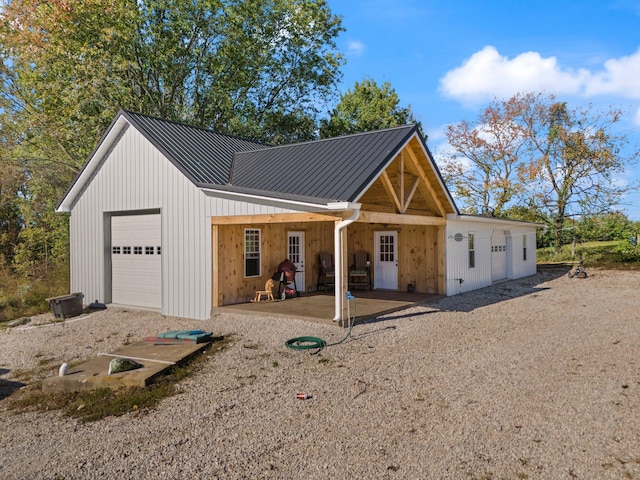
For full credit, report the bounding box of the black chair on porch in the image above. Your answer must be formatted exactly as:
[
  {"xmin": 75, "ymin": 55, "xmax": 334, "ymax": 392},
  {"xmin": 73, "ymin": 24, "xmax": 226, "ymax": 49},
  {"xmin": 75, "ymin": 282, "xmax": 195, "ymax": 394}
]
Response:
[
  {"xmin": 316, "ymin": 252, "xmax": 335, "ymax": 292},
  {"xmin": 349, "ymin": 250, "xmax": 371, "ymax": 290}
]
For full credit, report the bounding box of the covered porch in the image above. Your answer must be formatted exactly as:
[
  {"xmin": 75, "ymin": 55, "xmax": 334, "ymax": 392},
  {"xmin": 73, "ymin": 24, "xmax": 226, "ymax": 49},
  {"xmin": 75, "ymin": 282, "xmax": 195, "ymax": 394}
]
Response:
[
  {"xmin": 209, "ymin": 133, "xmax": 454, "ymax": 323},
  {"xmin": 211, "ymin": 211, "xmax": 446, "ymax": 322}
]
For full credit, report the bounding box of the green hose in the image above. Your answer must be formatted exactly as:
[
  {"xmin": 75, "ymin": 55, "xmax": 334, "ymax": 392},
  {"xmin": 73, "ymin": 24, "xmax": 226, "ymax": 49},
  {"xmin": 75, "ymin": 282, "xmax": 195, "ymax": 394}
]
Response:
[
  {"xmin": 285, "ymin": 293, "xmax": 356, "ymax": 353},
  {"xmin": 284, "ymin": 335, "xmax": 327, "ymax": 351}
]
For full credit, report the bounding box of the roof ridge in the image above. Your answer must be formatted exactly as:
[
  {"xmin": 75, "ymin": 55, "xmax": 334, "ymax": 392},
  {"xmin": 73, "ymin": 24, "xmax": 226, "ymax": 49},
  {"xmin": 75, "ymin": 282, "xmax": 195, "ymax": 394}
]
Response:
[
  {"xmin": 120, "ymin": 110, "xmax": 266, "ymax": 147},
  {"xmin": 234, "ymin": 123, "xmax": 419, "ymax": 155}
]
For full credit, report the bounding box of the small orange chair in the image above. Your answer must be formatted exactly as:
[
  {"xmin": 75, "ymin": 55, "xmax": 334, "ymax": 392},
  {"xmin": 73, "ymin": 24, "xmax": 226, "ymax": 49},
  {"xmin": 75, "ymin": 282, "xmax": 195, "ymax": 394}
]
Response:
[{"xmin": 252, "ymin": 279, "xmax": 275, "ymax": 302}]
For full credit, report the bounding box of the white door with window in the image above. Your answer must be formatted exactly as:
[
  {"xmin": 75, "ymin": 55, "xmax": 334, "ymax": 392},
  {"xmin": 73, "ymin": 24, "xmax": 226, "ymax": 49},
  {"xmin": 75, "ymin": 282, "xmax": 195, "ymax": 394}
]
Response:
[
  {"xmin": 491, "ymin": 230, "xmax": 507, "ymax": 281},
  {"xmin": 111, "ymin": 214, "xmax": 162, "ymax": 308},
  {"xmin": 374, "ymin": 231, "xmax": 398, "ymax": 290},
  {"xmin": 288, "ymin": 231, "xmax": 305, "ymax": 292}
]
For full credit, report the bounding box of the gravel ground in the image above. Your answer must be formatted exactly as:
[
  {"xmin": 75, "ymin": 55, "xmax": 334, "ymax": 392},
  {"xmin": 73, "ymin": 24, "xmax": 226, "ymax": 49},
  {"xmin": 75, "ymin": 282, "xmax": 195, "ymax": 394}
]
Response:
[{"xmin": 1, "ymin": 268, "xmax": 639, "ymax": 479}]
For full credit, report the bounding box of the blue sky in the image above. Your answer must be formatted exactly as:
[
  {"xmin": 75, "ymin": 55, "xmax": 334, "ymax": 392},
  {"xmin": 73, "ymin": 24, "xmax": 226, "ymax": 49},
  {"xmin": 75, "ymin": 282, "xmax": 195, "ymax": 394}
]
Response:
[{"xmin": 329, "ymin": 0, "xmax": 640, "ymax": 220}]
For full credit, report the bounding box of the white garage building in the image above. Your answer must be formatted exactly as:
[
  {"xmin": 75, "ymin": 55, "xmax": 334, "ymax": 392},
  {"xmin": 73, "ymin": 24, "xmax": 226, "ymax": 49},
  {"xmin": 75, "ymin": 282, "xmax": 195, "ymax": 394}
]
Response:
[{"xmin": 56, "ymin": 111, "xmax": 540, "ymax": 321}]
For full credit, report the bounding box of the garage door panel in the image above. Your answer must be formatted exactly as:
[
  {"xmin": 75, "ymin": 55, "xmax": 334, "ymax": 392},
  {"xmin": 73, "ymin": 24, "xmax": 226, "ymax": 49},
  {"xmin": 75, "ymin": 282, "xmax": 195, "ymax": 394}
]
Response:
[{"xmin": 111, "ymin": 214, "xmax": 161, "ymax": 309}]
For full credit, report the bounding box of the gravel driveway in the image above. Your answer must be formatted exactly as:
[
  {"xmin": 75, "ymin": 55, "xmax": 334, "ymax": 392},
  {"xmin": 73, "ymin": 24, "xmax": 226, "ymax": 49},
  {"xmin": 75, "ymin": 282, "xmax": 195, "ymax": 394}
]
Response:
[{"xmin": 1, "ymin": 268, "xmax": 639, "ymax": 479}]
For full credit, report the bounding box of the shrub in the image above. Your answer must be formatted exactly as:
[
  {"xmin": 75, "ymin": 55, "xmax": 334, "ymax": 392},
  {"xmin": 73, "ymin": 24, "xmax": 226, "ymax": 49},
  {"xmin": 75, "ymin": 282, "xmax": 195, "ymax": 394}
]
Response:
[
  {"xmin": 0, "ymin": 262, "xmax": 69, "ymax": 322},
  {"xmin": 614, "ymin": 240, "xmax": 640, "ymax": 262}
]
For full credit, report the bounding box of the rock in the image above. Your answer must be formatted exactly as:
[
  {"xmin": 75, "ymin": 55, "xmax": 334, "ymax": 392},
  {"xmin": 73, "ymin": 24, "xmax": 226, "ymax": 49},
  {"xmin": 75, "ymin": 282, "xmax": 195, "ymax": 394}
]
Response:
[
  {"xmin": 6, "ymin": 317, "xmax": 31, "ymax": 328},
  {"xmin": 108, "ymin": 358, "xmax": 143, "ymax": 374}
]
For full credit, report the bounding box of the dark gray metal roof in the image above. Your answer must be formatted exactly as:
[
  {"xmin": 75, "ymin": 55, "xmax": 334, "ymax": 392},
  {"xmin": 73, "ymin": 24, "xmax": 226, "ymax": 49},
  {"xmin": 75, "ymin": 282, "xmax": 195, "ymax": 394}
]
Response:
[
  {"xmin": 123, "ymin": 111, "xmax": 266, "ymax": 185},
  {"xmin": 58, "ymin": 111, "xmax": 457, "ymax": 212},
  {"xmin": 228, "ymin": 125, "xmax": 418, "ymax": 202}
]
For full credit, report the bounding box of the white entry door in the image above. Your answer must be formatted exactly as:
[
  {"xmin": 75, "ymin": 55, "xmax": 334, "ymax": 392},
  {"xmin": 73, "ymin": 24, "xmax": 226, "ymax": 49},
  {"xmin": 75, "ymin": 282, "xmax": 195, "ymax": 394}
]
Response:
[
  {"xmin": 111, "ymin": 213, "xmax": 162, "ymax": 308},
  {"xmin": 491, "ymin": 230, "xmax": 507, "ymax": 281},
  {"xmin": 374, "ymin": 231, "xmax": 398, "ymax": 290},
  {"xmin": 288, "ymin": 231, "xmax": 305, "ymax": 292}
]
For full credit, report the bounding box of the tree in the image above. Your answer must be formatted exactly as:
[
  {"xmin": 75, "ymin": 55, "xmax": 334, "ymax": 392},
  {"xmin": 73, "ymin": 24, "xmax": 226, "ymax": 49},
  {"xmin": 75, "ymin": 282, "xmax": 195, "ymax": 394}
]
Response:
[
  {"xmin": 0, "ymin": 0, "xmax": 344, "ymax": 273},
  {"xmin": 575, "ymin": 212, "xmax": 636, "ymax": 242},
  {"xmin": 442, "ymin": 96, "xmax": 527, "ymax": 216},
  {"xmin": 518, "ymin": 93, "xmax": 638, "ymax": 249},
  {"xmin": 319, "ymin": 78, "xmax": 420, "ymax": 138},
  {"xmin": 443, "ymin": 92, "xmax": 639, "ymax": 248}
]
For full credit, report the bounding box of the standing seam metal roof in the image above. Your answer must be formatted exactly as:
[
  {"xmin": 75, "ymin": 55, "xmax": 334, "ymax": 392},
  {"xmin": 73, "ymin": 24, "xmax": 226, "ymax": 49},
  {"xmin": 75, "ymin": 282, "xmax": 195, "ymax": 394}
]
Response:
[
  {"xmin": 119, "ymin": 112, "xmax": 450, "ymax": 207},
  {"xmin": 229, "ymin": 125, "xmax": 418, "ymax": 202},
  {"xmin": 122, "ymin": 111, "xmax": 267, "ymax": 185}
]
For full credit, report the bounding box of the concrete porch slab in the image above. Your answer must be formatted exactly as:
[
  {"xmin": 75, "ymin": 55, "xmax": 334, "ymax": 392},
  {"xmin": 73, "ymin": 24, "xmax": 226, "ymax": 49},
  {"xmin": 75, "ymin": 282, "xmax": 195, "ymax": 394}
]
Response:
[
  {"xmin": 42, "ymin": 340, "xmax": 209, "ymax": 394},
  {"xmin": 213, "ymin": 292, "xmax": 439, "ymax": 327}
]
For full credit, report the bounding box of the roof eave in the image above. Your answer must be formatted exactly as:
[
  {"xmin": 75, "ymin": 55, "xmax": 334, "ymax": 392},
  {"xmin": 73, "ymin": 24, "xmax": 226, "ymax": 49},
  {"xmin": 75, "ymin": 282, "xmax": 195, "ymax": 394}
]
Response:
[
  {"xmin": 199, "ymin": 184, "xmax": 359, "ymax": 212},
  {"xmin": 448, "ymin": 213, "xmax": 544, "ymax": 228},
  {"xmin": 56, "ymin": 112, "xmax": 130, "ymax": 213},
  {"xmin": 349, "ymin": 125, "xmax": 419, "ymax": 203},
  {"xmin": 351, "ymin": 126, "xmax": 459, "ymax": 215}
]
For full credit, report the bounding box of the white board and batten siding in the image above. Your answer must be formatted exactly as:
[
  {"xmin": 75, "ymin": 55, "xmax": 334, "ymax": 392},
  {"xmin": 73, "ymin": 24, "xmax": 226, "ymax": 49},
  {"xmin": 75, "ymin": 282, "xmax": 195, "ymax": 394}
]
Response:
[
  {"xmin": 445, "ymin": 215, "xmax": 538, "ymax": 296},
  {"xmin": 69, "ymin": 124, "xmax": 296, "ymax": 320}
]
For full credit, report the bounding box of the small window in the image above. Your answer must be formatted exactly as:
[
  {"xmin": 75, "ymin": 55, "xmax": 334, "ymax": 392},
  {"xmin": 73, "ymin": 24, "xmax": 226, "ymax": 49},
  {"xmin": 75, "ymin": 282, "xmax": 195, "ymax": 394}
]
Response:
[
  {"xmin": 145, "ymin": 246, "xmax": 154, "ymax": 255},
  {"xmin": 468, "ymin": 233, "xmax": 475, "ymax": 269},
  {"xmin": 244, "ymin": 229, "xmax": 261, "ymax": 277},
  {"xmin": 157, "ymin": 246, "xmax": 162, "ymax": 255},
  {"xmin": 523, "ymin": 234, "xmax": 527, "ymax": 262},
  {"xmin": 112, "ymin": 246, "xmax": 121, "ymax": 254},
  {"xmin": 134, "ymin": 246, "xmax": 142, "ymax": 255},
  {"xmin": 123, "ymin": 246, "xmax": 131, "ymax": 255}
]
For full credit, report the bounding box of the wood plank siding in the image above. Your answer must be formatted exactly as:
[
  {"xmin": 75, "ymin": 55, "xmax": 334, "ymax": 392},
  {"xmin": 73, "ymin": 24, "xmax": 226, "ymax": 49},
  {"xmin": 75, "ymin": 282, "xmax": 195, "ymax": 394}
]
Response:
[{"xmin": 211, "ymin": 219, "xmax": 445, "ymax": 306}]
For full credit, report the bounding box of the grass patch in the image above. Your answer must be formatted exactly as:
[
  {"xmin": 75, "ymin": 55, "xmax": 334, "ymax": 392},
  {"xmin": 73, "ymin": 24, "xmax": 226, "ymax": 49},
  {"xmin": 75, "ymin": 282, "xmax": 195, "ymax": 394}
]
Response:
[
  {"xmin": 4, "ymin": 335, "xmax": 233, "ymax": 422},
  {"xmin": 537, "ymin": 240, "xmax": 640, "ymax": 269},
  {"xmin": 0, "ymin": 262, "xmax": 70, "ymax": 323}
]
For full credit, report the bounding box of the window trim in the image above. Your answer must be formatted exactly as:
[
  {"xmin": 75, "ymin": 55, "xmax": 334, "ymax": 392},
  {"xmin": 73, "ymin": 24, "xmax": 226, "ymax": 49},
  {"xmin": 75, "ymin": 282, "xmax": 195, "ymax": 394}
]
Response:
[
  {"xmin": 468, "ymin": 232, "xmax": 475, "ymax": 269},
  {"xmin": 523, "ymin": 233, "xmax": 527, "ymax": 262},
  {"xmin": 244, "ymin": 228, "xmax": 261, "ymax": 278}
]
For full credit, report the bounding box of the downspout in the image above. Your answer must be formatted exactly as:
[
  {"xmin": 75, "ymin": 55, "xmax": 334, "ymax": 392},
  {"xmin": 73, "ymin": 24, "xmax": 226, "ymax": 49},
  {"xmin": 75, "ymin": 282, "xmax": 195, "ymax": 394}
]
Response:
[{"xmin": 333, "ymin": 208, "xmax": 361, "ymax": 322}]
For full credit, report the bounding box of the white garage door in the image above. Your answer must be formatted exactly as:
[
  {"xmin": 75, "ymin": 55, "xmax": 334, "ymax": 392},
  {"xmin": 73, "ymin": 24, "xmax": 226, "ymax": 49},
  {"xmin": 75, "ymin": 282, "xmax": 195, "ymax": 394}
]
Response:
[
  {"xmin": 491, "ymin": 230, "xmax": 507, "ymax": 281},
  {"xmin": 111, "ymin": 214, "xmax": 161, "ymax": 309}
]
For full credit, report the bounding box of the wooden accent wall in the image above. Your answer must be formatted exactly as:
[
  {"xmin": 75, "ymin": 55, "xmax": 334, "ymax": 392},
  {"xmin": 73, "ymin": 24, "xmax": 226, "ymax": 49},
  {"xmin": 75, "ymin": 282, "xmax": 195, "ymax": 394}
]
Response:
[
  {"xmin": 214, "ymin": 221, "xmax": 334, "ymax": 305},
  {"xmin": 213, "ymin": 219, "xmax": 444, "ymax": 306},
  {"xmin": 346, "ymin": 222, "xmax": 442, "ymax": 295}
]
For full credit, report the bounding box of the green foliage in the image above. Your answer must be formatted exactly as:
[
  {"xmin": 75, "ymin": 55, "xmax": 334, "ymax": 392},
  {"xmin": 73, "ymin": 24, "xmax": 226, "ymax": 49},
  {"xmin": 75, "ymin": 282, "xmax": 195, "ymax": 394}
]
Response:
[
  {"xmin": 0, "ymin": 261, "xmax": 69, "ymax": 322},
  {"xmin": 319, "ymin": 78, "xmax": 420, "ymax": 138},
  {"xmin": 537, "ymin": 239, "xmax": 640, "ymax": 268},
  {"xmin": 613, "ymin": 239, "xmax": 640, "ymax": 262},
  {"xmin": 574, "ymin": 212, "xmax": 636, "ymax": 242},
  {"xmin": 0, "ymin": 0, "xmax": 345, "ymax": 290}
]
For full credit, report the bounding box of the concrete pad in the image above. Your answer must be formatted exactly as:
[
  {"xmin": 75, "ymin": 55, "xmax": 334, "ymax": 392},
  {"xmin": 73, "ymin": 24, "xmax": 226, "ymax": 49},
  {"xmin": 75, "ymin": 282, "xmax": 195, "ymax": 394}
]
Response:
[
  {"xmin": 213, "ymin": 292, "xmax": 439, "ymax": 327},
  {"xmin": 42, "ymin": 340, "xmax": 210, "ymax": 394}
]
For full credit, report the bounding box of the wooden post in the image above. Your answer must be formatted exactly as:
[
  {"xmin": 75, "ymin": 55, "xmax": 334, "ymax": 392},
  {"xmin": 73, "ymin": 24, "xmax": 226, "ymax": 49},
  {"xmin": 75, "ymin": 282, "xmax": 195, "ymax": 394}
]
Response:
[
  {"xmin": 211, "ymin": 225, "xmax": 220, "ymax": 307},
  {"xmin": 436, "ymin": 225, "xmax": 446, "ymax": 295}
]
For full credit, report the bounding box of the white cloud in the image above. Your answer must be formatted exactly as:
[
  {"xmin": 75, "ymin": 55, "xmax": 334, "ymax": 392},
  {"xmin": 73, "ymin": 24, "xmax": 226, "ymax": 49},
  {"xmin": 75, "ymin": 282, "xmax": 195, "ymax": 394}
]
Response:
[
  {"xmin": 346, "ymin": 40, "xmax": 366, "ymax": 58},
  {"xmin": 585, "ymin": 48, "xmax": 640, "ymax": 98},
  {"xmin": 634, "ymin": 106, "xmax": 640, "ymax": 126},
  {"xmin": 439, "ymin": 45, "xmax": 640, "ymax": 105}
]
